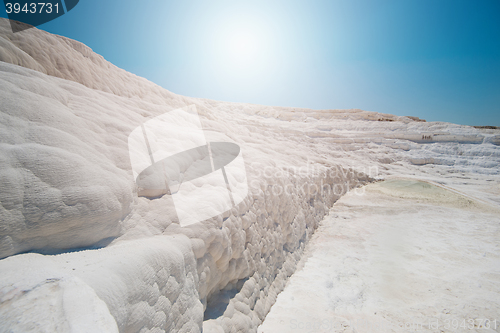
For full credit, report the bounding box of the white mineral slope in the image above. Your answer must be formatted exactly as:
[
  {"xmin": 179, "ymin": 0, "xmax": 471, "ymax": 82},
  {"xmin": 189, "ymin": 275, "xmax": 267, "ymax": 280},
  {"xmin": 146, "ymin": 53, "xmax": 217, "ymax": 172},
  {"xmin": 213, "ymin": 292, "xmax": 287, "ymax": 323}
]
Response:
[
  {"xmin": 258, "ymin": 179, "xmax": 500, "ymax": 333},
  {"xmin": 0, "ymin": 18, "xmax": 499, "ymax": 333},
  {"xmin": 0, "ymin": 19, "xmax": 370, "ymax": 333},
  {"xmin": 0, "ymin": 19, "xmax": 189, "ymax": 106}
]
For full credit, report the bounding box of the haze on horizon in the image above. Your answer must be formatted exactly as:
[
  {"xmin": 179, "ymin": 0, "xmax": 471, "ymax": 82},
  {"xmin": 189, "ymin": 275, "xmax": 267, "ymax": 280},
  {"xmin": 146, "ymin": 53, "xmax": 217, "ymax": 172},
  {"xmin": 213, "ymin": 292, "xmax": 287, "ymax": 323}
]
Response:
[{"xmin": 2, "ymin": 0, "xmax": 499, "ymax": 126}]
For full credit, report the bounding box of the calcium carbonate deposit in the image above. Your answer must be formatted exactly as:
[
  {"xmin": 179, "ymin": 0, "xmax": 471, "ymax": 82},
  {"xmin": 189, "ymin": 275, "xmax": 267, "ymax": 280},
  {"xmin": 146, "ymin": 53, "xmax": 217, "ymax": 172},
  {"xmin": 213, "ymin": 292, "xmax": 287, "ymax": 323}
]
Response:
[{"xmin": 0, "ymin": 18, "xmax": 499, "ymax": 333}]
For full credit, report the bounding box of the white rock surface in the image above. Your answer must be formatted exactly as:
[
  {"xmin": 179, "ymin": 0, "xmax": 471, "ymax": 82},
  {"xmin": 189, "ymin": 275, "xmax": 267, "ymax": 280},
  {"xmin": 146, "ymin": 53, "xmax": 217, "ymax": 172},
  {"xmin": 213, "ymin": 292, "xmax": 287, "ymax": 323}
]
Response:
[
  {"xmin": 258, "ymin": 180, "xmax": 500, "ymax": 333},
  {"xmin": 0, "ymin": 18, "xmax": 499, "ymax": 333}
]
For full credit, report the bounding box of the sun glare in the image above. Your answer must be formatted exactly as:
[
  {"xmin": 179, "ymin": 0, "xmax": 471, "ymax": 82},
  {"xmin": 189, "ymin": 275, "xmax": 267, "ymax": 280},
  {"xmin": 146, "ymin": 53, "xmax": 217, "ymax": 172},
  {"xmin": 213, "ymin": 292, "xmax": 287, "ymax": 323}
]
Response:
[
  {"xmin": 207, "ymin": 14, "xmax": 276, "ymax": 77},
  {"xmin": 228, "ymin": 31, "xmax": 259, "ymax": 64},
  {"xmin": 229, "ymin": 33, "xmax": 258, "ymax": 59}
]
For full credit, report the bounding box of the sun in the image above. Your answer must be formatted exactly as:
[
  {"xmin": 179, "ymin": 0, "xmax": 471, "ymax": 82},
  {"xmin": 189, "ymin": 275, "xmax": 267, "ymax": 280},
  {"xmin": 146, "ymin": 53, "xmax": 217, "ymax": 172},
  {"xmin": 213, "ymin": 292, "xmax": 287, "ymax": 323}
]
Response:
[
  {"xmin": 228, "ymin": 31, "xmax": 259, "ymax": 64},
  {"xmin": 207, "ymin": 14, "xmax": 274, "ymax": 76}
]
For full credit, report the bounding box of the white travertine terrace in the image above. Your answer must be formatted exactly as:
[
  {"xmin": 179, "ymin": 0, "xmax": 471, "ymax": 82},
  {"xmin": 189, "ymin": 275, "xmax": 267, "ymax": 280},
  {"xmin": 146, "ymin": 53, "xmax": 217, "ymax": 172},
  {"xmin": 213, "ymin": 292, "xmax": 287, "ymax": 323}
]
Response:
[{"xmin": 0, "ymin": 18, "xmax": 499, "ymax": 333}]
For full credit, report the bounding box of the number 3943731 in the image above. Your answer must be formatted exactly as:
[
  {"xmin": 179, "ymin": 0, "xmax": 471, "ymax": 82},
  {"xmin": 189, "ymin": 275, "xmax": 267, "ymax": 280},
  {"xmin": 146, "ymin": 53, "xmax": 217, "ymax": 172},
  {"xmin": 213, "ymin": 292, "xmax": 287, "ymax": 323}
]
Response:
[
  {"xmin": 5, "ymin": 3, "xmax": 59, "ymax": 14},
  {"xmin": 4, "ymin": 0, "xmax": 79, "ymax": 32}
]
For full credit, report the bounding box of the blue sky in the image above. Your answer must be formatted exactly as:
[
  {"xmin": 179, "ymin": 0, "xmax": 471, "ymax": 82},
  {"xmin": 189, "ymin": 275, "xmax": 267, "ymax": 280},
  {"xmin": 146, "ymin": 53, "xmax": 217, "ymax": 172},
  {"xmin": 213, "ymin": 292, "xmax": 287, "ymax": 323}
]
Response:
[{"xmin": 2, "ymin": 0, "xmax": 499, "ymax": 126}]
